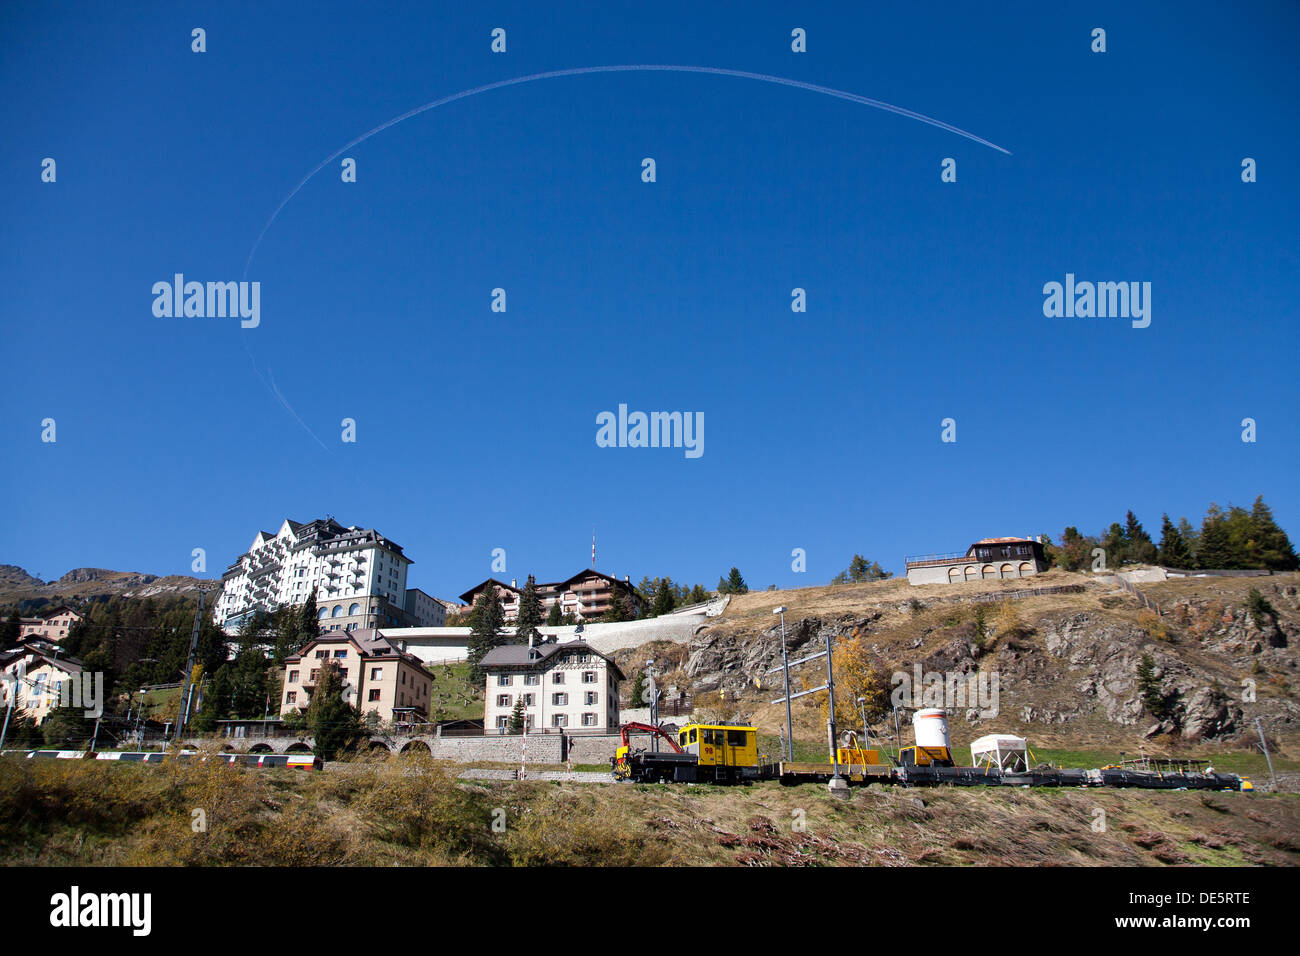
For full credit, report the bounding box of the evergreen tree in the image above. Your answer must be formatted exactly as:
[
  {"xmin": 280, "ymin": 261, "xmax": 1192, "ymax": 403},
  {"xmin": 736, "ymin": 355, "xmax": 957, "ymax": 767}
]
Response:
[
  {"xmin": 651, "ymin": 578, "xmax": 676, "ymax": 617},
  {"xmin": 306, "ymin": 659, "xmax": 361, "ymax": 761},
  {"xmin": 725, "ymin": 568, "xmax": 748, "ymax": 594},
  {"xmin": 1157, "ymin": 514, "xmax": 1194, "ymax": 568},
  {"xmin": 1136, "ymin": 653, "xmax": 1169, "ymax": 720},
  {"xmin": 301, "ymin": 592, "xmax": 319, "ymax": 641},
  {"xmin": 1176, "ymin": 516, "xmax": 1200, "ymax": 558},
  {"xmin": 193, "ymin": 662, "xmax": 234, "ymax": 731},
  {"xmin": 1101, "ymin": 522, "xmax": 1127, "ymax": 567},
  {"xmin": 515, "ymin": 575, "xmax": 544, "ymax": 646},
  {"xmin": 1249, "ymin": 496, "xmax": 1299, "ymax": 571},
  {"xmin": 688, "ymin": 584, "xmax": 710, "ymax": 604},
  {"xmin": 231, "ymin": 648, "xmax": 271, "ymax": 718},
  {"xmin": 507, "ymin": 698, "xmax": 526, "ymax": 734},
  {"xmin": 1, "ymin": 608, "xmax": 21, "ymax": 647},
  {"xmin": 41, "ymin": 704, "xmax": 92, "ymax": 749},
  {"xmin": 467, "ymin": 587, "xmax": 505, "ymax": 683},
  {"xmin": 545, "ymin": 601, "xmax": 563, "ymax": 627},
  {"xmin": 972, "ymin": 604, "xmax": 989, "ymax": 651},
  {"xmin": 629, "ymin": 669, "xmax": 647, "ymax": 708},
  {"xmin": 1197, "ymin": 505, "xmax": 1235, "ymax": 569},
  {"xmin": 1124, "ymin": 511, "xmax": 1158, "ymax": 564}
]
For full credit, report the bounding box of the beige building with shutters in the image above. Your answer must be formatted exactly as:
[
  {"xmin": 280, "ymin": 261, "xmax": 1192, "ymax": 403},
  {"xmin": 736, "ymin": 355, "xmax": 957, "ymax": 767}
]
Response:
[
  {"xmin": 480, "ymin": 638, "xmax": 624, "ymax": 732},
  {"xmin": 280, "ymin": 629, "xmax": 433, "ymax": 724}
]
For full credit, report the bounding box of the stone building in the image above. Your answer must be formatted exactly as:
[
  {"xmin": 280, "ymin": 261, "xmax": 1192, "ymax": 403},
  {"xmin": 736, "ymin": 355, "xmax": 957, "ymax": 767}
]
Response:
[{"xmin": 905, "ymin": 537, "xmax": 1051, "ymax": 586}]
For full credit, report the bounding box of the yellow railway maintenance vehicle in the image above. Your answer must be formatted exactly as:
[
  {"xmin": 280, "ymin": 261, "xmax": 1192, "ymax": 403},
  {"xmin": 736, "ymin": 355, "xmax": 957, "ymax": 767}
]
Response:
[{"xmin": 612, "ymin": 722, "xmax": 766, "ymax": 783}]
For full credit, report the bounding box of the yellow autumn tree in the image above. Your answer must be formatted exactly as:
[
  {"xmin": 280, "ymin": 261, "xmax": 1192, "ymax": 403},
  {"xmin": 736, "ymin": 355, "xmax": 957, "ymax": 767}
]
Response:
[{"xmin": 820, "ymin": 632, "xmax": 890, "ymax": 735}]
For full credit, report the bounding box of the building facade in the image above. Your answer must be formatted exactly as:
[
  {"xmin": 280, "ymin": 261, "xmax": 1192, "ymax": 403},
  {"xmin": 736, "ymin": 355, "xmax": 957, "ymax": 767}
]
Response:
[
  {"xmin": 403, "ymin": 588, "xmax": 447, "ymax": 628},
  {"xmin": 280, "ymin": 630, "xmax": 433, "ymax": 724},
  {"xmin": 214, "ymin": 517, "xmax": 418, "ymax": 635},
  {"xmin": 480, "ymin": 638, "xmax": 624, "ymax": 732},
  {"xmin": 18, "ymin": 606, "xmax": 82, "ymax": 643},
  {"xmin": 905, "ymin": 537, "xmax": 1051, "ymax": 586},
  {"xmin": 0, "ymin": 644, "xmax": 86, "ymax": 725},
  {"xmin": 459, "ymin": 569, "xmax": 642, "ymax": 622}
]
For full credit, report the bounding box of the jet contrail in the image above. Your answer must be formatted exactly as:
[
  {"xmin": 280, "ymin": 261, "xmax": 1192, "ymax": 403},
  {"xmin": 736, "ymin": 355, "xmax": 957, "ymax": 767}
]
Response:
[
  {"xmin": 243, "ymin": 63, "xmax": 1010, "ymax": 277},
  {"xmin": 241, "ymin": 64, "xmax": 1011, "ymax": 447}
]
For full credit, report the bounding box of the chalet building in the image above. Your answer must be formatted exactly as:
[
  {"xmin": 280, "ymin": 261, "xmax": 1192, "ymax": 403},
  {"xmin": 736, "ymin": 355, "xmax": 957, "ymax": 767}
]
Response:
[
  {"xmin": 281, "ymin": 629, "xmax": 433, "ymax": 724},
  {"xmin": 480, "ymin": 637, "xmax": 624, "ymax": 732},
  {"xmin": 905, "ymin": 537, "xmax": 1051, "ymax": 586},
  {"xmin": 0, "ymin": 643, "xmax": 86, "ymax": 724},
  {"xmin": 459, "ymin": 569, "xmax": 642, "ymax": 622},
  {"xmin": 18, "ymin": 606, "xmax": 82, "ymax": 642}
]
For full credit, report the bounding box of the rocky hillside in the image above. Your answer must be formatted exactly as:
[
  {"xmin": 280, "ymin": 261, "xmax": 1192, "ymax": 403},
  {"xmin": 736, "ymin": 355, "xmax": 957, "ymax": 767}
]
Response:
[
  {"xmin": 0, "ymin": 564, "xmax": 220, "ymax": 609},
  {"xmin": 672, "ymin": 570, "xmax": 1300, "ymax": 758}
]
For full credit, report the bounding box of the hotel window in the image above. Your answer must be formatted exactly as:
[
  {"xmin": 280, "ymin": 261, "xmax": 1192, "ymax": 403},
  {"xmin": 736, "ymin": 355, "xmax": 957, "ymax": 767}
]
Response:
[
  {"xmin": 309, "ymin": 669, "xmax": 319, "ymax": 682},
  {"xmin": 334, "ymin": 650, "xmax": 347, "ymax": 658},
  {"xmin": 288, "ymin": 670, "xmax": 299, "ymax": 683},
  {"xmin": 552, "ymin": 692, "xmax": 567, "ymax": 706},
  {"xmin": 315, "ymin": 650, "xmax": 327, "ymax": 659},
  {"xmin": 497, "ymin": 694, "xmax": 511, "ymax": 707},
  {"xmin": 370, "ymin": 667, "xmax": 382, "ymax": 680},
  {"xmin": 369, "ymin": 689, "xmax": 381, "ymax": 702},
  {"xmin": 582, "ymin": 671, "xmax": 596, "ymax": 683},
  {"xmin": 523, "ymin": 694, "xmax": 534, "ymax": 706},
  {"xmin": 286, "ymin": 692, "xmax": 297, "ymax": 704},
  {"xmin": 524, "ymin": 674, "xmax": 539, "ymax": 686},
  {"xmin": 552, "ymin": 714, "xmax": 568, "ymax": 728},
  {"xmin": 585, "ymin": 692, "xmax": 598, "ymax": 705},
  {"xmin": 498, "ymin": 675, "xmax": 512, "ymax": 686},
  {"xmin": 553, "ymin": 672, "xmax": 565, "ymax": 685},
  {"xmin": 582, "ymin": 713, "xmax": 597, "ymax": 727}
]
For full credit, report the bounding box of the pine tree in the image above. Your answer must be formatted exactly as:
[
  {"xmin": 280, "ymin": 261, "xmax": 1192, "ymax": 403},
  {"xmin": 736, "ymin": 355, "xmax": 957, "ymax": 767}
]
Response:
[
  {"xmin": 972, "ymin": 604, "xmax": 989, "ymax": 651},
  {"xmin": 1124, "ymin": 511, "xmax": 1158, "ymax": 564},
  {"xmin": 1102, "ymin": 522, "xmax": 1127, "ymax": 567},
  {"xmin": 306, "ymin": 660, "xmax": 361, "ymax": 761},
  {"xmin": 1157, "ymin": 514, "xmax": 1194, "ymax": 568},
  {"xmin": 467, "ymin": 587, "xmax": 505, "ymax": 683},
  {"xmin": 515, "ymin": 575, "xmax": 543, "ymax": 646},
  {"xmin": 1, "ymin": 608, "xmax": 21, "ymax": 647},
  {"xmin": 652, "ymin": 578, "xmax": 676, "ymax": 617},
  {"xmin": 725, "ymin": 568, "xmax": 748, "ymax": 594},
  {"xmin": 545, "ymin": 601, "xmax": 563, "ymax": 627},
  {"xmin": 301, "ymin": 592, "xmax": 319, "ymax": 642},
  {"xmin": 688, "ymin": 584, "xmax": 709, "ymax": 604},
  {"xmin": 630, "ymin": 669, "xmax": 647, "ymax": 707},
  {"xmin": 1249, "ymin": 496, "xmax": 1299, "ymax": 571},
  {"xmin": 193, "ymin": 662, "xmax": 234, "ymax": 731},
  {"xmin": 507, "ymin": 698, "xmax": 526, "ymax": 734},
  {"xmin": 1197, "ymin": 505, "xmax": 1235, "ymax": 569},
  {"xmin": 1136, "ymin": 653, "xmax": 1168, "ymax": 720}
]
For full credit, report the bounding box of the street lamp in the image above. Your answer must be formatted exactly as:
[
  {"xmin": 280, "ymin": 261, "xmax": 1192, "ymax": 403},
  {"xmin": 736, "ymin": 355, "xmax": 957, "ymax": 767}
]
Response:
[{"xmin": 774, "ymin": 607, "xmax": 792, "ymax": 761}]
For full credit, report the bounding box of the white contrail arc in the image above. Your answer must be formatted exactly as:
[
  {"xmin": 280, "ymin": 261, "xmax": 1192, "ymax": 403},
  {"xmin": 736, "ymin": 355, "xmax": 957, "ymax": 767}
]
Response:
[{"xmin": 242, "ymin": 63, "xmax": 1010, "ymax": 277}]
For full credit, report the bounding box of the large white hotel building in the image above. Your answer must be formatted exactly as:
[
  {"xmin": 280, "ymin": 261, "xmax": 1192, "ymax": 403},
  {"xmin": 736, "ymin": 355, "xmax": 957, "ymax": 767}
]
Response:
[{"xmin": 214, "ymin": 517, "xmax": 444, "ymax": 635}]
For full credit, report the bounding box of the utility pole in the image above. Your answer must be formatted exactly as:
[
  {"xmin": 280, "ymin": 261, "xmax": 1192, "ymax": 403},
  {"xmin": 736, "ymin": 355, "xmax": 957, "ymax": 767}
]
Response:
[
  {"xmin": 1255, "ymin": 717, "xmax": 1278, "ymax": 790},
  {"xmin": 823, "ymin": 628, "xmax": 845, "ymax": 792},
  {"xmin": 774, "ymin": 607, "xmax": 793, "ymax": 761},
  {"xmin": 173, "ymin": 588, "xmax": 208, "ymax": 743},
  {"xmin": 646, "ymin": 660, "xmax": 659, "ymax": 753}
]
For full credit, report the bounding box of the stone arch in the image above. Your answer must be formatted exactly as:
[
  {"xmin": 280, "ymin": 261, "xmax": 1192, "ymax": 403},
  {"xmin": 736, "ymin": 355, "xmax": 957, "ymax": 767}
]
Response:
[
  {"xmin": 947, "ymin": 566, "xmax": 962, "ymax": 583},
  {"xmin": 349, "ymin": 602, "xmax": 361, "ymax": 616},
  {"xmin": 331, "ymin": 605, "xmax": 344, "ymax": 618},
  {"xmin": 963, "ymin": 565, "xmax": 978, "ymax": 581},
  {"xmin": 981, "ymin": 564, "xmax": 996, "ymax": 580},
  {"xmin": 249, "ymin": 743, "xmax": 274, "ymax": 753},
  {"xmin": 285, "ymin": 741, "xmax": 313, "ymax": 753},
  {"xmin": 220, "ymin": 744, "xmax": 238, "ymax": 752},
  {"xmin": 400, "ymin": 739, "xmax": 431, "ymax": 754},
  {"xmin": 368, "ymin": 740, "xmax": 391, "ymax": 753},
  {"xmin": 1000, "ymin": 563, "xmax": 1015, "ymax": 579},
  {"xmin": 1019, "ymin": 562, "xmax": 1033, "ymax": 576}
]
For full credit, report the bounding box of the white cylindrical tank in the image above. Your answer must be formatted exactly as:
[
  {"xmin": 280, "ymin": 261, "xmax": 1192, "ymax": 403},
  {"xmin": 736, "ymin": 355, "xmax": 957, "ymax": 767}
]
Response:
[{"xmin": 913, "ymin": 708, "xmax": 951, "ymax": 749}]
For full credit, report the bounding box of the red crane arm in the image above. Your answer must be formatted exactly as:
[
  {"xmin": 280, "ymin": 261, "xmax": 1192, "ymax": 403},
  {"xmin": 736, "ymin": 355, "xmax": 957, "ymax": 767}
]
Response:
[{"xmin": 618, "ymin": 722, "xmax": 684, "ymax": 754}]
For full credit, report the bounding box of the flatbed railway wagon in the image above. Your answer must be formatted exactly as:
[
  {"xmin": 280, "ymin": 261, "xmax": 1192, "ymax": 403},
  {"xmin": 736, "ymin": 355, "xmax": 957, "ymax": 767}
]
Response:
[{"xmin": 2, "ymin": 750, "xmax": 322, "ymax": 770}]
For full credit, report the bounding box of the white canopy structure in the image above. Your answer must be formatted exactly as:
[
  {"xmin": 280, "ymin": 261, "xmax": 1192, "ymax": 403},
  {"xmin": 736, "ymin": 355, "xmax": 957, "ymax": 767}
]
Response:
[{"xmin": 970, "ymin": 734, "xmax": 1029, "ymax": 772}]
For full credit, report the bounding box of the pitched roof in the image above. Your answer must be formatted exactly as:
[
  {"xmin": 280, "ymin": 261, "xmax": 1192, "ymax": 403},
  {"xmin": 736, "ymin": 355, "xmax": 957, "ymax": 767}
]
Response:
[{"xmin": 479, "ymin": 639, "xmax": 625, "ymax": 681}]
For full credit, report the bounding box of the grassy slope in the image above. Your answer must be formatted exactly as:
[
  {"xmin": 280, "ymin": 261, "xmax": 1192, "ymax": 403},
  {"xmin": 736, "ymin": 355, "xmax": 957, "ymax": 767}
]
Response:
[{"xmin": 1, "ymin": 755, "xmax": 1295, "ymax": 867}]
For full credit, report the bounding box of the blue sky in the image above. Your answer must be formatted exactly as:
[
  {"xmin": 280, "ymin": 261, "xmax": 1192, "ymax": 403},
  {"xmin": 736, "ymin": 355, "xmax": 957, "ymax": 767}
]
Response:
[{"xmin": 2, "ymin": 1, "xmax": 1297, "ymax": 597}]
